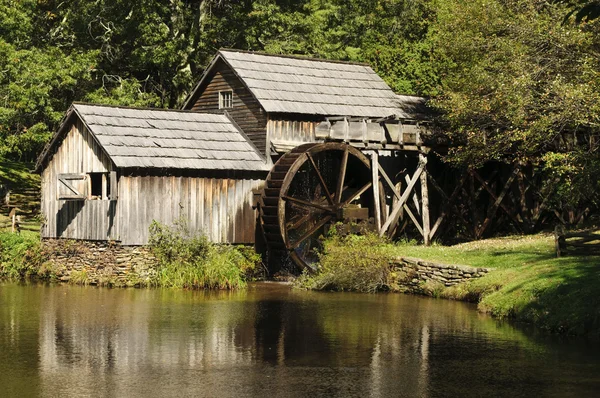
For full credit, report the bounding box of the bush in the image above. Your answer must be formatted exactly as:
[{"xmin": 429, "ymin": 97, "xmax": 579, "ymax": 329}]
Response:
[
  {"xmin": 0, "ymin": 231, "xmax": 48, "ymax": 280},
  {"xmin": 297, "ymin": 231, "xmax": 398, "ymax": 293},
  {"xmin": 148, "ymin": 220, "xmax": 260, "ymax": 290}
]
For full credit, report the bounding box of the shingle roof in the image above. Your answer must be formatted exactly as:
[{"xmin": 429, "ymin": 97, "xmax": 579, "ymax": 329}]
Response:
[
  {"xmin": 36, "ymin": 104, "xmax": 268, "ymax": 172},
  {"xmin": 184, "ymin": 49, "xmax": 429, "ymax": 119}
]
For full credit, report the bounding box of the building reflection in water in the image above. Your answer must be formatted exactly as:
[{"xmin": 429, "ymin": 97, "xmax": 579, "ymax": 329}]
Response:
[{"xmin": 2, "ymin": 283, "xmax": 593, "ymax": 397}]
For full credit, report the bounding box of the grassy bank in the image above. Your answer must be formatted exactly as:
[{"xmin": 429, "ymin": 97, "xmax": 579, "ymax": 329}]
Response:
[
  {"xmin": 0, "ymin": 231, "xmax": 50, "ymax": 280},
  {"xmin": 148, "ymin": 220, "xmax": 261, "ymax": 289},
  {"xmin": 299, "ymin": 232, "xmax": 600, "ymax": 337},
  {"xmin": 394, "ymin": 234, "xmax": 600, "ymax": 336},
  {"xmin": 0, "ymin": 222, "xmax": 262, "ymax": 290}
]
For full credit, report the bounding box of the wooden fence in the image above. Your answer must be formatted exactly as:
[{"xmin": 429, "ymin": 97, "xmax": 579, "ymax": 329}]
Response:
[
  {"xmin": 554, "ymin": 226, "xmax": 600, "ymax": 257},
  {"xmin": 1, "ymin": 185, "xmax": 40, "ymax": 233}
]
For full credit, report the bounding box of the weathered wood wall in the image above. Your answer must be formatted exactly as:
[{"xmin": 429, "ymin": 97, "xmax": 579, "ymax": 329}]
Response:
[
  {"xmin": 266, "ymin": 116, "xmax": 322, "ymax": 152},
  {"xmin": 41, "ymin": 121, "xmax": 118, "ymax": 240},
  {"xmin": 189, "ymin": 59, "xmax": 268, "ymax": 155},
  {"xmin": 118, "ymin": 175, "xmax": 264, "ymax": 245}
]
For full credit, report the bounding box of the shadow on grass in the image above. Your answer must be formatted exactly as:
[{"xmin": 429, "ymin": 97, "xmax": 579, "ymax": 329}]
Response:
[
  {"xmin": 484, "ymin": 254, "xmax": 600, "ymax": 337},
  {"xmin": 0, "ymin": 162, "xmax": 38, "ymax": 190}
]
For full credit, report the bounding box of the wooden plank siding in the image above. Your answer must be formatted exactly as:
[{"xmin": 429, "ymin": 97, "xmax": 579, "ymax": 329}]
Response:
[
  {"xmin": 118, "ymin": 175, "xmax": 264, "ymax": 245},
  {"xmin": 190, "ymin": 59, "xmax": 268, "ymax": 156},
  {"xmin": 266, "ymin": 117, "xmax": 323, "ymax": 150},
  {"xmin": 40, "ymin": 121, "xmax": 118, "ymax": 240}
]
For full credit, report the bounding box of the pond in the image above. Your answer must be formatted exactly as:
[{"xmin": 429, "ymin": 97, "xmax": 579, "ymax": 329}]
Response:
[{"xmin": 1, "ymin": 282, "xmax": 599, "ymax": 397}]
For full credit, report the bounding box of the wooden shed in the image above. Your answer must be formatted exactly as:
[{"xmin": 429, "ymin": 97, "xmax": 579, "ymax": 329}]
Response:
[
  {"xmin": 35, "ymin": 103, "xmax": 268, "ymax": 245},
  {"xmin": 182, "ymin": 49, "xmax": 429, "ymax": 162}
]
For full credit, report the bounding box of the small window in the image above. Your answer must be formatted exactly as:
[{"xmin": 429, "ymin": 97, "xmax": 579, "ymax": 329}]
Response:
[
  {"xmin": 219, "ymin": 90, "xmax": 233, "ymax": 109},
  {"xmin": 87, "ymin": 172, "xmax": 117, "ymax": 200},
  {"xmin": 89, "ymin": 173, "xmax": 103, "ymax": 199}
]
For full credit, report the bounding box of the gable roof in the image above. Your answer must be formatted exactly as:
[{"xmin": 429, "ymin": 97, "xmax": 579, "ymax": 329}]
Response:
[
  {"xmin": 183, "ymin": 49, "xmax": 429, "ymax": 119},
  {"xmin": 36, "ymin": 103, "xmax": 268, "ymax": 173}
]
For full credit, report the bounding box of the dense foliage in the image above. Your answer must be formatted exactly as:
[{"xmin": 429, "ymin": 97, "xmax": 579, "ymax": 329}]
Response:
[
  {"xmin": 296, "ymin": 232, "xmax": 401, "ymax": 293},
  {"xmin": 0, "ymin": 231, "xmax": 48, "ymax": 279},
  {"xmin": 431, "ymin": 0, "xmax": 600, "ymax": 209},
  {"xmin": 0, "ymin": 0, "xmax": 598, "ymax": 213},
  {"xmin": 148, "ymin": 220, "xmax": 260, "ymax": 289}
]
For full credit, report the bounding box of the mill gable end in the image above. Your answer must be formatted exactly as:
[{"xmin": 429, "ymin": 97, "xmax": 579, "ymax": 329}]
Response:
[{"xmin": 183, "ymin": 56, "xmax": 269, "ymax": 156}]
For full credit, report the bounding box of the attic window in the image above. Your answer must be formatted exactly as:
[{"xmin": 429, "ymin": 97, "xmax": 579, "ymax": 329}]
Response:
[{"xmin": 219, "ymin": 90, "xmax": 233, "ymax": 109}]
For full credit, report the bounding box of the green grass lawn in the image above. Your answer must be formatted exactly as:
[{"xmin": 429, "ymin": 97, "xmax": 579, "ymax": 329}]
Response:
[
  {"xmin": 392, "ymin": 234, "xmax": 600, "ymax": 337},
  {"xmin": 0, "ymin": 161, "xmax": 42, "ymax": 231}
]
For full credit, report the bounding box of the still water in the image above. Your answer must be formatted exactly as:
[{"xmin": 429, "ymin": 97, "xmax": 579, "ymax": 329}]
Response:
[{"xmin": 1, "ymin": 282, "xmax": 599, "ymax": 398}]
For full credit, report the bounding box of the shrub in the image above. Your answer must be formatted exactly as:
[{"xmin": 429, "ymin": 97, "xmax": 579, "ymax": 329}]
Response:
[
  {"xmin": 297, "ymin": 231, "xmax": 398, "ymax": 293},
  {"xmin": 0, "ymin": 231, "xmax": 48, "ymax": 280},
  {"xmin": 148, "ymin": 220, "xmax": 259, "ymax": 290}
]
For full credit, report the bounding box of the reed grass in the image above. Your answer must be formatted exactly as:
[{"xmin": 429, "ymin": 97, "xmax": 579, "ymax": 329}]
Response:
[
  {"xmin": 0, "ymin": 231, "xmax": 48, "ymax": 280},
  {"xmin": 148, "ymin": 220, "xmax": 260, "ymax": 290}
]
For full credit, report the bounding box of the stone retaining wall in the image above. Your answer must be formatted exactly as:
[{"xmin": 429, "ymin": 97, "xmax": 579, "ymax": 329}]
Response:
[
  {"xmin": 390, "ymin": 256, "xmax": 491, "ymax": 290},
  {"xmin": 40, "ymin": 240, "xmax": 491, "ymax": 290},
  {"xmin": 42, "ymin": 239, "xmax": 158, "ymax": 286}
]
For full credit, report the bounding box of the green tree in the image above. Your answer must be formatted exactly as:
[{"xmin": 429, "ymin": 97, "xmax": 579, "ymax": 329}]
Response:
[
  {"xmin": 430, "ymin": 0, "xmax": 600, "ymax": 208},
  {"xmin": 562, "ymin": 1, "xmax": 600, "ymax": 23},
  {"xmin": 244, "ymin": 0, "xmax": 439, "ymax": 95}
]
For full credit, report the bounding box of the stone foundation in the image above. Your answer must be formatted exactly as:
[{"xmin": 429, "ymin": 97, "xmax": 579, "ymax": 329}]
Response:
[
  {"xmin": 40, "ymin": 240, "xmax": 491, "ymax": 290},
  {"xmin": 42, "ymin": 239, "xmax": 158, "ymax": 286},
  {"xmin": 390, "ymin": 256, "xmax": 491, "ymax": 290}
]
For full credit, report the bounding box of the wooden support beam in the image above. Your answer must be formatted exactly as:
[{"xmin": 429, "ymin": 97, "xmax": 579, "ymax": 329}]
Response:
[
  {"xmin": 101, "ymin": 173, "xmax": 107, "ymax": 200},
  {"xmin": 428, "ymin": 173, "xmax": 468, "ymax": 240},
  {"xmin": 403, "ymin": 204, "xmax": 423, "ymax": 236},
  {"xmin": 380, "ymin": 181, "xmax": 388, "ymax": 224},
  {"xmin": 388, "ymin": 181, "xmax": 404, "ymax": 237},
  {"xmin": 372, "ymin": 152, "xmax": 381, "ymax": 231},
  {"xmin": 405, "ymin": 174, "xmax": 420, "ymax": 215},
  {"xmin": 471, "ymin": 167, "xmax": 522, "ymax": 232},
  {"xmin": 109, "ymin": 171, "xmax": 118, "ymax": 200},
  {"xmin": 380, "ymin": 157, "xmax": 426, "ymax": 237},
  {"xmin": 475, "ymin": 167, "xmax": 520, "ymax": 238},
  {"xmin": 378, "ymin": 164, "xmax": 400, "ymax": 200},
  {"xmin": 474, "ymin": 170, "xmax": 497, "ymax": 199},
  {"xmin": 420, "ymin": 153, "xmax": 431, "ymax": 245}
]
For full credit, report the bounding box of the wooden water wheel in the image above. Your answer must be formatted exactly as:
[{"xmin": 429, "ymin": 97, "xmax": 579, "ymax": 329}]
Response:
[{"xmin": 259, "ymin": 142, "xmax": 379, "ymax": 271}]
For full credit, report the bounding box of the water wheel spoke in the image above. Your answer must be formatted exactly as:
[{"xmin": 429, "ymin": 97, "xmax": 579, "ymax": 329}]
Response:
[
  {"xmin": 286, "ymin": 213, "xmax": 314, "ymax": 231},
  {"xmin": 335, "ymin": 148, "xmax": 349, "ymax": 204},
  {"xmin": 282, "ymin": 195, "xmax": 333, "ymax": 213},
  {"xmin": 340, "ymin": 182, "xmax": 373, "ymax": 207},
  {"xmin": 261, "ymin": 142, "xmax": 374, "ymax": 271},
  {"xmin": 306, "ymin": 153, "xmax": 334, "ymax": 206},
  {"xmin": 289, "ymin": 215, "xmax": 333, "ymax": 249}
]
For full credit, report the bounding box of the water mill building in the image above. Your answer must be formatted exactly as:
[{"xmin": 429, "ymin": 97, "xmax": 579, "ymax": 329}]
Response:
[{"xmin": 36, "ymin": 49, "xmax": 429, "ymax": 262}]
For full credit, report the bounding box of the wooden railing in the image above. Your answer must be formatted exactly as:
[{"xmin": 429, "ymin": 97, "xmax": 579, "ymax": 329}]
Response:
[
  {"xmin": 554, "ymin": 226, "xmax": 600, "ymax": 257},
  {"xmin": 1, "ymin": 185, "xmax": 41, "ymax": 233}
]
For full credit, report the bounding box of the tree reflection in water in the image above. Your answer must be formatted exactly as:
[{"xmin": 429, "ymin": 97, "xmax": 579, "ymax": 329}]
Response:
[{"xmin": 0, "ymin": 283, "xmax": 599, "ymax": 397}]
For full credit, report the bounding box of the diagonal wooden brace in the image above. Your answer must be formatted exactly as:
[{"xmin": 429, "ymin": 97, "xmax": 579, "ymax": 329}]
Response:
[{"xmin": 379, "ymin": 157, "xmax": 427, "ymax": 237}]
